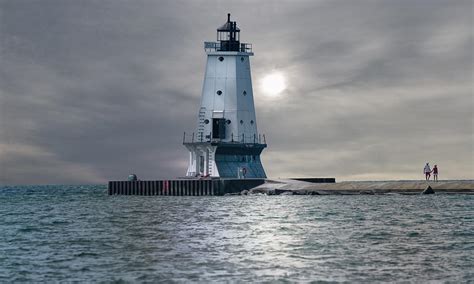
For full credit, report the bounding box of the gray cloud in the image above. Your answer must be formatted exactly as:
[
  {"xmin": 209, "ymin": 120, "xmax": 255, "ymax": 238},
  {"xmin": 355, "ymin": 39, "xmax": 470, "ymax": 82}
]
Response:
[{"xmin": 0, "ymin": 0, "xmax": 472, "ymax": 184}]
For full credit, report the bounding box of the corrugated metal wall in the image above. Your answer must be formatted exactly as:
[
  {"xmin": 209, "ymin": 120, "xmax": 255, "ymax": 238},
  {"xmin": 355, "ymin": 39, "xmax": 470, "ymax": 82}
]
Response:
[{"xmin": 108, "ymin": 179, "xmax": 265, "ymax": 196}]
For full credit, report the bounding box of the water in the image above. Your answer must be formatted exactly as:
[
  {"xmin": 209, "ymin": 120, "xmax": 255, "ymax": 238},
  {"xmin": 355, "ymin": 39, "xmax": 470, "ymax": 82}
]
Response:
[{"xmin": 0, "ymin": 185, "xmax": 473, "ymax": 282}]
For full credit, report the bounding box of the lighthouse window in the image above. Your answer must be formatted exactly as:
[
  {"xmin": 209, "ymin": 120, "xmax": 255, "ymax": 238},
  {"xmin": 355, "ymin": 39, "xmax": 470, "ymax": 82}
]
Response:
[
  {"xmin": 250, "ymin": 120, "xmax": 254, "ymax": 124},
  {"xmin": 216, "ymin": 90, "xmax": 222, "ymax": 95},
  {"xmin": 240, "ymin": 120, "xmax": 243, "ymax": 124},
  {"xmin": 218, "ymin": 56, "xmax": 224, "ymax": 61},
  {"xmin": 241, "ymin": 57, "xmax": 244, "ymax": 62},
  {"xmin": 226, "ymin": 120, "xmax": 231, "ymax": 124},
  {"xmin": 243, "ymin": 91, "xmax": 247, "ymax": 96},
  {"xmin": 204, "ymin": 119, "xmax": 210, "ymax": 124}
]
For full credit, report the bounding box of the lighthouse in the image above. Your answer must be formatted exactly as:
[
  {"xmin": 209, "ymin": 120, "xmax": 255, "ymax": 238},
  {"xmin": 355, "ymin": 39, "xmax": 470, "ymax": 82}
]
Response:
[
  {"xmin": 183, "ymin": 14, "xmax": 267, "ymax": 178},
  {"xmin": 107, "ymin": 14, "xmax": 337, "ymax": 196}
]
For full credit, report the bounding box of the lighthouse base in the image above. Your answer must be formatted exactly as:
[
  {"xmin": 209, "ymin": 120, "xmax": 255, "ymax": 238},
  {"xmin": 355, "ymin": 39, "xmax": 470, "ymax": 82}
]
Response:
[{"xmin": 183, "ymin": 142, "xmax": 267, "ymax": 178}]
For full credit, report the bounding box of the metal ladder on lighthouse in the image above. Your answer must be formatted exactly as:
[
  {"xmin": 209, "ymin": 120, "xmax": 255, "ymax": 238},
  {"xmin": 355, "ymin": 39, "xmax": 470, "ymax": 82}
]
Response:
[
  {"xmin": 208, "ymin": 150, "xmax": 215, "ymax": 176},
  {"xmin": 197, "ymin": 107, "xmax": 206, "ymax": 142}
]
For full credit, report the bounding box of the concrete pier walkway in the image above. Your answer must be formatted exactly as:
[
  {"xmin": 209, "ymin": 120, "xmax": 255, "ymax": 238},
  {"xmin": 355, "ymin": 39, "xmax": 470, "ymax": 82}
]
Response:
[{"xmin": 250, "ymin": 179, "xmax": 474, "ymax": 195}]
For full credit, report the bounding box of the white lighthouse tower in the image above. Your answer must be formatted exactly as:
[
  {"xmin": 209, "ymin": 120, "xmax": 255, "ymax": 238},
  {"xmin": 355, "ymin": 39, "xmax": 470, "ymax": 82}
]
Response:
[{"xmin": 183, "ymin": 14, "xmax": 267, "ymax": 178}]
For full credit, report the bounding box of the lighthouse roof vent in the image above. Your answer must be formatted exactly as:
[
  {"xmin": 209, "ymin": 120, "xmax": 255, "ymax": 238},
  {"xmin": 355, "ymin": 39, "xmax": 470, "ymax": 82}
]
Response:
[
  {"xmin": 217, "ymin": 13, "xmax": 240, "ymax": 32},
  {"xmin": 217, "ymin": 22, "xmax": 240, "ymax": 32}
]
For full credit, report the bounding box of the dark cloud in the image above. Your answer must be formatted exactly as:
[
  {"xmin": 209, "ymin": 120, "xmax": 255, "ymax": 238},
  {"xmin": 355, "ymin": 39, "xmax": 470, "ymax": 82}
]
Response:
[{"xmin": 0, "ymin": 0, "xmax": 472, "ymax": 184}]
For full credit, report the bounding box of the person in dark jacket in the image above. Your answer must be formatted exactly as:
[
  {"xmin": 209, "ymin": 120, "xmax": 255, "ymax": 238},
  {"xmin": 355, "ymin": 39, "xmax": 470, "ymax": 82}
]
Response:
[{"xmin": 433, "ymin": 165, "xmax": 438, "ymax": 182}]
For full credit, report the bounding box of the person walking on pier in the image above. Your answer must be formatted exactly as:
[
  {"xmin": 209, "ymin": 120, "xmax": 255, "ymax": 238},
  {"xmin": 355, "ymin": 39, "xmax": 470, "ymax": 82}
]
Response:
[
  {"xmin": 433, "ymin": 165, "xmax": 438, "ymax": 182},
  {"xmin": 424, "ymin": 163, "xmax": 432, "ymax": 180}
]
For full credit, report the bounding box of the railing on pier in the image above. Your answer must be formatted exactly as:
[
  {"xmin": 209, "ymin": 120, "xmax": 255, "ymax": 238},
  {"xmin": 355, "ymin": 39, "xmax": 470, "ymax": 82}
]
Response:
[
  {"xmin": 204, "ymin": 41, "xmax": 252, "ymax": 53},
  {"xmin": 183, "ymin": 132, "xmax": 266, "ymax": 144}
]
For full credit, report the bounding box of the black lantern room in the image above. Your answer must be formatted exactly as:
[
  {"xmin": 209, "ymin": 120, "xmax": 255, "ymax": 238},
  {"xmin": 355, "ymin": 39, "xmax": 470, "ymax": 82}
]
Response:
[{"xmin": 217, "ymin": 14, "xmax": 241, "ymax": 52}]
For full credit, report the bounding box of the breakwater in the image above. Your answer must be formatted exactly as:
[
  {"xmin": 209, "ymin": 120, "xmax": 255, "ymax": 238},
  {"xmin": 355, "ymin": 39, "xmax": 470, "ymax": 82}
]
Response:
[
  {"xmin": 251, "ymin": 179, "xmax": 474, "ymax": 195},
  {"xmin": 108, "ymin": 179, "xmax": 474, "ymax": 196}
]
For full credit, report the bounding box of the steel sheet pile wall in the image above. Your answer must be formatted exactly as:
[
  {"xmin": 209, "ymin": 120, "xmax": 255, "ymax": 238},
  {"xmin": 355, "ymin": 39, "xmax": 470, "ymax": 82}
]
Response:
[{"xmin": 108, "ymin": 179, "xmax": 265, "ymax": 196}]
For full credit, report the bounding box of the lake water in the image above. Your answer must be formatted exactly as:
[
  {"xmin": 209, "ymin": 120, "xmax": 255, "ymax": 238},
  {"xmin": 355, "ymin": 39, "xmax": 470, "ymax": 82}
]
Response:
[{"xmin": 0, "ymin": 185, "xmax": 472, "ymax": 282}]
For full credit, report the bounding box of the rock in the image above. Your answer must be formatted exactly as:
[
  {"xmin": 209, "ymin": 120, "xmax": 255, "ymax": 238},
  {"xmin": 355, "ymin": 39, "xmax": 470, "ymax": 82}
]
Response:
[
  {"xmin": 422, "ymin": 185, "xmax": 435, "ymax": 194},
  {"xmin": 249, "ymin": 188, "xmax": 271, "ymax": 195},
  {"xmin": 240, "ymin": 190, "xmax": 249, "ymax": 195},
  {"xmin": 275, "ymin": 189, "xmax": 293, "ymax": 195},
  {"xmin": 280, "ymin": 191, "xmax": 295, "ymax": 195}
]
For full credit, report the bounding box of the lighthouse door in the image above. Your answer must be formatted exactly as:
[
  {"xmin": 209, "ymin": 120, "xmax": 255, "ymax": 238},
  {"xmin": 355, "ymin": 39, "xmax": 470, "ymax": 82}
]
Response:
[{"xmin": 212, "ymin": 118, "xmax": 226, "ymax": 139}]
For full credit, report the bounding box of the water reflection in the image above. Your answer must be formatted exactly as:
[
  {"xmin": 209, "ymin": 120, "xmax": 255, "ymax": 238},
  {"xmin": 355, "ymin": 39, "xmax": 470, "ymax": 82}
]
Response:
[{"xmin": 0, "ymin": 186, "xmax": 472, "ymax": 282}]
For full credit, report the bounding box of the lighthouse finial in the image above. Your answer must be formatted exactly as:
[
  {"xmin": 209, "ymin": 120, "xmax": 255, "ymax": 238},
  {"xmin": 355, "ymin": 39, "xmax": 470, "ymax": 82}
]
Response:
[{"xmin": 227, "ymin": 13, "xmax": 231, "ymax": 22}]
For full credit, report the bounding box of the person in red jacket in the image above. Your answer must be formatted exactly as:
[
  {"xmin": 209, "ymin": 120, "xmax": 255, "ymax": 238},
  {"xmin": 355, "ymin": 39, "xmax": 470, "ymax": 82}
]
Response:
[{"xmin": 433, "ymin": 165, "xmax": 439, "ymax": 182}]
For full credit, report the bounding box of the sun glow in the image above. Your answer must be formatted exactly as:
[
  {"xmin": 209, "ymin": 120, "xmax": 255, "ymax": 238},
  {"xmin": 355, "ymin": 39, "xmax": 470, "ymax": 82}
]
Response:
[{"xmin": 260, "ymin": 72, "xmax": 286, "ymax": 97}]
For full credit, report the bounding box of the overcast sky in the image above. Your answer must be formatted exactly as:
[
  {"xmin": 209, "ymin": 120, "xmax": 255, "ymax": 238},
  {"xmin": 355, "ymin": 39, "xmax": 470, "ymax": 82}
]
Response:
[{"xmin": 0, "ymin": 0, "xmax": 472, "ymax": 184}]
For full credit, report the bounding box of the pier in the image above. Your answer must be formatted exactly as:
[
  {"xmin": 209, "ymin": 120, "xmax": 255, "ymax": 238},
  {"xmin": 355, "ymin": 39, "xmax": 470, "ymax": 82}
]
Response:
[{"xmin": 251, "ymin": 179, "xmax": 474, "ymax": 195}]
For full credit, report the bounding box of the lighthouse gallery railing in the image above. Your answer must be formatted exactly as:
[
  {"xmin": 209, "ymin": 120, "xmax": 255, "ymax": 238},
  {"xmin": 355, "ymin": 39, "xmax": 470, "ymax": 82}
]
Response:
[
  {"xmin": 183, "ymin": 132, "xmax": 266, "ymax": 144},
  {"xmin": 204, "ymin": 42, "xmax": 253, "ymax": 53}
]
